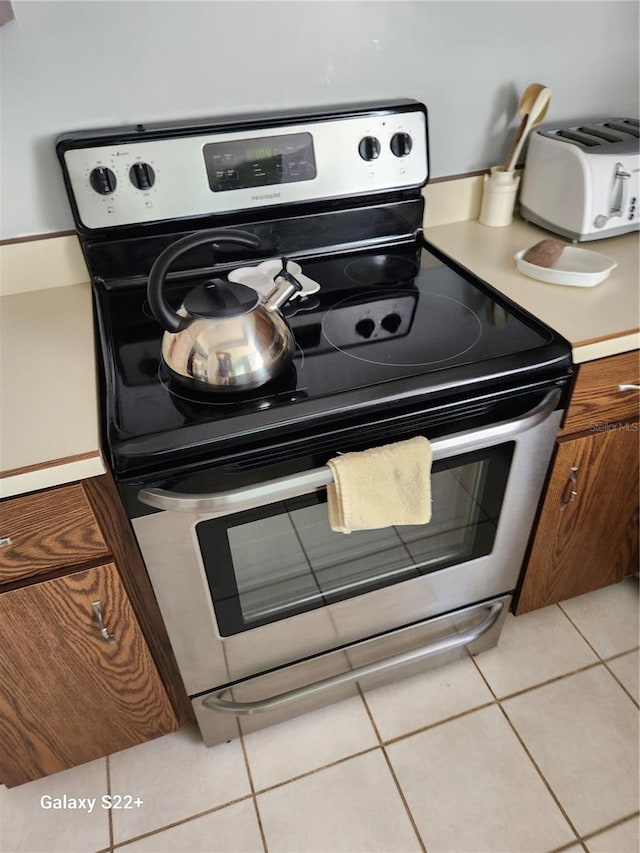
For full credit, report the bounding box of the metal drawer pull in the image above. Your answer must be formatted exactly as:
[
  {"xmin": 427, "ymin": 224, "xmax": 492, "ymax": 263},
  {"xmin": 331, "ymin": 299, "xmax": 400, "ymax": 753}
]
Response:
[
  {"xmin": 91, "ymin": 601, "xmax": 117, "ymax": 644},
  {"xmin": 618, "ymin": 384, "xmax": 640, "ymax": 392},
  {"xmin": 560, "ymin": 466, "xmax": 579, "ymax": 511},
  {"xmin": 0, "ymin": 537, "xmax": 12, "ymax": 548},
  {"xmin": 139, "ymin": 389, "xmax": 561, "ymax": 515},
  {"xmin": 202, "ymin": 600, "xmax": 504, "ymax": 716}
]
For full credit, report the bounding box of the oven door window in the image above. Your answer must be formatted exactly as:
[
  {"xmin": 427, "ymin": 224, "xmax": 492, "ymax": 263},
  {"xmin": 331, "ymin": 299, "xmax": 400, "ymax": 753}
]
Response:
[{"xmin": 196, "ymin": 446, "xmax": 513, "ymax": 636}]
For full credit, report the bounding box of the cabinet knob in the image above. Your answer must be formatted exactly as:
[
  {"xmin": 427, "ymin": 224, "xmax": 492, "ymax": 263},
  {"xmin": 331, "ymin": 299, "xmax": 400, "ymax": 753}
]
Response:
[
  {"xmin": 91, "ymin": 600, "xmax": 117, "ymax": 644},
  {"xmin": 560, "ymin": 466, "xmax": 579, "ymax": 511},
  {"xmin": 0, "ymin": 537, "xmax": 12, "ymax": 548},
  {"xmin": 618, "ymin": 384, "xmax": 640, "ymax": 392}
]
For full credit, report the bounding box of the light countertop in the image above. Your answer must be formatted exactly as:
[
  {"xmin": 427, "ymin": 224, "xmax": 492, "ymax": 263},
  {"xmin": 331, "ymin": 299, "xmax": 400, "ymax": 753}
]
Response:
[
  {"xmin": 0, "ymin": 281, "xmax": 105, "ymax": 498},
  {"xmin": 424, "ymin": 217, "xmax": 639, "ymax": 363}
]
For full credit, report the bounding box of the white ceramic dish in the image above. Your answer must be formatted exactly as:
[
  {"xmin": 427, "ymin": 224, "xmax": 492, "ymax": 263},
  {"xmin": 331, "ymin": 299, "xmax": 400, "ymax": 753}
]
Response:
[
  {"xmin": 514, "ymin": 246, "xmax": 618, "ymax": 287},
  {"xmin": 229, "ymin": 259, "xmax": 320, "ymax": 299}
]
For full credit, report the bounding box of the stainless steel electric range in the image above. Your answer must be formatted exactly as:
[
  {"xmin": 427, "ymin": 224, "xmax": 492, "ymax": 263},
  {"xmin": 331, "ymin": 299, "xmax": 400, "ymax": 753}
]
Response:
[{"xmin": 58, "ymin": 100, "xmax": 572, "ymax": 745}]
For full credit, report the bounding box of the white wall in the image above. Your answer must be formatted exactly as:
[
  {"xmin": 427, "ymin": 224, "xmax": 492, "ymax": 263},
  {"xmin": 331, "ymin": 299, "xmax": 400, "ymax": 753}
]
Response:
[{"xmin": 1, "ymin": 0, "xmax": 638, "ymax": 239}]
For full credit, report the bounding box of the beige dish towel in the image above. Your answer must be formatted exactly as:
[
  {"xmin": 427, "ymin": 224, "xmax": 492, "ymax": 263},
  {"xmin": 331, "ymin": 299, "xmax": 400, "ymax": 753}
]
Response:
[{"xmin": 326, "ymin": 436, "xmax": 432, "ymax": 534}]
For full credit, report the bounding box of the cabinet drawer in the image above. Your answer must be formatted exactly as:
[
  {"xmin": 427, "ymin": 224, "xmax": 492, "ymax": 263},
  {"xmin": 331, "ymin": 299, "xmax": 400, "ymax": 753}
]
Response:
[
  {"xmin": 561, "ymin": 350, "xmax": 640, "ymax": 435},
  {"xmin": 0, "ymin": 483, "xmax": 109, "ymax": 584}
]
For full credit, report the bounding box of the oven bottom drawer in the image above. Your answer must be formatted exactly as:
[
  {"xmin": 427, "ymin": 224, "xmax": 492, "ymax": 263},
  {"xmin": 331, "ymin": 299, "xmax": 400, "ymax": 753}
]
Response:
[{"xmin": 192, "ymin": 594, "xmax": 510, "ymax": 746}]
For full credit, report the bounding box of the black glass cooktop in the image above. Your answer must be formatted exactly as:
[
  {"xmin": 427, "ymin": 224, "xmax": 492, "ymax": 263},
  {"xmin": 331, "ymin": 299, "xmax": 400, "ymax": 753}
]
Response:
[{"xmin": 94, "ymin": 241, "xmax": 571, "ymax": 474}]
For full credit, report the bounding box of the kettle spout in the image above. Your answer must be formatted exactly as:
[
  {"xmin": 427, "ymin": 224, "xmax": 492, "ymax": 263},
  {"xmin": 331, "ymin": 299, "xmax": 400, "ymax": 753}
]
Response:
[{"xmin": 264, "ymin": 262, "xmax": 303, "ymax": 312}]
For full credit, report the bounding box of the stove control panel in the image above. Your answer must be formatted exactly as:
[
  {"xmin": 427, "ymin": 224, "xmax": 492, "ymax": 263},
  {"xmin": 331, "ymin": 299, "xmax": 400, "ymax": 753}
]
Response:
[{"xmin": 60, "ymin": 106, "xmax": 428, "ymax": 230}]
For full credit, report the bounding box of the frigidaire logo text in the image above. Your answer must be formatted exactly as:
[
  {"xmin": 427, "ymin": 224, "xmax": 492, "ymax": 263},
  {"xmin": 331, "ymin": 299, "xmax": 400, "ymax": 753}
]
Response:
[{"xmin": 252, "ymin": 192, "xmax": 281, "ymax": 201}]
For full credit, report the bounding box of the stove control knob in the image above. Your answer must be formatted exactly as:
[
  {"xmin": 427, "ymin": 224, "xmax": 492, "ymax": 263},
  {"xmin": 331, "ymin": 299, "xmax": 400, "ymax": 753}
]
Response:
[
  {"xmin": 129, "ymin": 162, "xmax": 156, "ymax": 190},
  {"xmin": 358, "ymin": 136, "xmax": 381, "ymax": 161},
  {"xmin": 89, "ymin": 166, "xmax": 117, "ymax": 195},
  {"xmin": 390, "ymin": 132, "xmax": 413, "ymax": 157}
]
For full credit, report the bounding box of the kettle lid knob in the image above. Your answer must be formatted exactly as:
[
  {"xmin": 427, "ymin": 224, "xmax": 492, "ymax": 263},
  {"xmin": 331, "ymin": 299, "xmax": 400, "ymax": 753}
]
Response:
[{"xmin": 183, "ymin": 278, "xmax": 259, "ymax": 318}]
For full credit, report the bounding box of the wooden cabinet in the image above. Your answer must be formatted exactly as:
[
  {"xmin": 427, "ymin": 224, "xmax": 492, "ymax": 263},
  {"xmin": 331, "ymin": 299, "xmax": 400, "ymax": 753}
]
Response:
[
  {"xmin": 0, "ymin": 483, "xmax": 108, "ymax": 582},
  {"xmin": 559, "ymin": 350, "xmax": 640, "ymax": 435},
  {"xmin": 516, "ymin": 350, "xmax": 639, "ymax": 614},
  {"xmin": 0, "ymin": 475, "xmax": 185, "ymax": 788},
  {"xmin": 0, "ymin": 563, "xmax": 178, "ymax": 787}
]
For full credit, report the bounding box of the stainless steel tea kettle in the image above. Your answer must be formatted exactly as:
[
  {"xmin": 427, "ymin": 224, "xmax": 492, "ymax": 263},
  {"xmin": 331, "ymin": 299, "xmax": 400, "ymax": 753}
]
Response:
[{"xmin": 147, "ymin": 229, "xmax": 302, "ymax": 391}]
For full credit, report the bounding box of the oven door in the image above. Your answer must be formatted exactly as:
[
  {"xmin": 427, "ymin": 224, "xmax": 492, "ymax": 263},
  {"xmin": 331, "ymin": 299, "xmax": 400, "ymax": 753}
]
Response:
[{"xmin": 131, "ymin": 387, "xmax": 563, "ymax": 695}]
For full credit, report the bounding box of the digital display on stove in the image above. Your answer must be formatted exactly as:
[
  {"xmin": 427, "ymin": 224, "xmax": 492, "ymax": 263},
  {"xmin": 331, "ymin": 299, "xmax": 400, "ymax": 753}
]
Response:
[{"xmin": 203, "ymin": 132, "xmax": 317, "ymax": 193}]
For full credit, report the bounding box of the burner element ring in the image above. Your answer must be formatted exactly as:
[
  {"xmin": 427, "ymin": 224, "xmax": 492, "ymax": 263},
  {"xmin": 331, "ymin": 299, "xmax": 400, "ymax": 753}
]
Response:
[
  {"xmin": 321, "ymin": 288, "xmax": 483, "ymax": 367},
  {"xmin": 344, "ymin": 254, "xmax": 419, "ymax": 285}
]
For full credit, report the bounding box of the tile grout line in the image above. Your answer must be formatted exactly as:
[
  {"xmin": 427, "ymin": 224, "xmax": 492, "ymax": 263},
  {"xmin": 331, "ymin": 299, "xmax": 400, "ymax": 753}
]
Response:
[
  {"xmin": 486, "ymin": 660, "xmax": 604, "ymax": 703},
  {"xmin": 250, "ymin": 796, "xmax": 269, "ymax": 853},
  {"xmin": 238, "ymin": 726, "xmax": 270, "ymax": 853},
  {"xmin": 556, "ymin": 601, "xmax": 640, "ymax": 706},
  {"xmin": 602, "ymin": 659, "xmax": 640, "ymax": 708},
  {"xmin": 468, "ymin": 654, "xmax": 585, "ymax": 848},
  {"xmin": 357, "ymin": 685, "xmax": 428, "ymax": 853},
  {"xmin": 105, "ymin": 755, "xmax": 114, "ymax": 853},
  {"xmin": 382, "ymin": 698, "xmax": 498, "ymax": 747},
  {"xmin": 470, "ymin": 623, "xmax": 637, "ymax": 705},
  {"xmin": 362, "ymin": 641, "xmax": 640, "ymax": 848},
  {"xmin": 496, "ymin": 701, "xmax": 586, "ymax": 847},
  {"xmin": 380, "ymin": 747, "xmax": 429, "ymax": 853},
  {"xmin": 602, "ymin": 645, "xmax": 640, "ymax": 662},
  {"xmin": 251, "ymin": 745, "xmax": 380, "ymax": 797},
  {"xmin": 468, "ymin": 650, "xmax": 498, "ymax": 700},
  {"xmin": 556, "ymin": 600, "xmax": 628, "ymax": 663},
  {"xmin": 109, "ymin": 792, "xmax": 256, "ymax": 850},
  {"xmin": 579, "ymin": 810, "xmax": 640, "ymax": 846},
  {"xmin": 548, "ymin": 839, "xmax": 588, "ymax": 853}
]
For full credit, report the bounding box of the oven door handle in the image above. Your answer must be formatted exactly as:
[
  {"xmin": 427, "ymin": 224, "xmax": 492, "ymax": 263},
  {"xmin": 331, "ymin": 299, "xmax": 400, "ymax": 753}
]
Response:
[
  {"xmin": 200, "ymin": 599, "xmax": 505, "ymax": 716},
  {"xmin": 138, "ymin": 387, "xmax": 561, "ymax": 515}
]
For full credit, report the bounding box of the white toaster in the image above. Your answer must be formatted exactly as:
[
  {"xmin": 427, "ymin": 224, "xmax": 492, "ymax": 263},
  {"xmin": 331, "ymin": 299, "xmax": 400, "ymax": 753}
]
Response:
[{"xmin": 520, "ymin": 118, "xmax": 639, "ymax": 241}]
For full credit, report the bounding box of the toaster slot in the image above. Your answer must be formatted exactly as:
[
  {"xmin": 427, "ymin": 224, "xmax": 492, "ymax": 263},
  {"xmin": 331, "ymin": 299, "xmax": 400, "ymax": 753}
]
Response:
[
  {"xmin": 555, "ymin": 129, "xmax": 602, "ymax": 147},
  {"xmin": 579, "ymin": 126, "xmax": 625, "ymax": 143},
  {"xmin": 604, "ymin": 121, "xmax": 640, "ymax": 139}
]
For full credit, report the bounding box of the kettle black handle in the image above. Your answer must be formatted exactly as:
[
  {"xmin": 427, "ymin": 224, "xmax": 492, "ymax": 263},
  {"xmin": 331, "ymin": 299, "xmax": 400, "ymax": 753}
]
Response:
[{"xmin": 147, "ymin": 229, "xmax": 262, "ymax": 333}]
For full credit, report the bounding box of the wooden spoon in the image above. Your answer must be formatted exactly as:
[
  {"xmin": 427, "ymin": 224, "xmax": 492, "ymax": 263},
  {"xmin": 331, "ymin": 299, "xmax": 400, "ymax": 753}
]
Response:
[{"xmin": 501, "ymin": 84, "xmax": 551, "ymax": 172}]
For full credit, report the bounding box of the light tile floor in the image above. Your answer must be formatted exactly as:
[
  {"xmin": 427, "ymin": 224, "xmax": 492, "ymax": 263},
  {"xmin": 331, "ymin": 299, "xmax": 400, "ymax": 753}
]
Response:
[{"xmin": 1, "ymin": 578, "xmax": 638, "ymax": 853}]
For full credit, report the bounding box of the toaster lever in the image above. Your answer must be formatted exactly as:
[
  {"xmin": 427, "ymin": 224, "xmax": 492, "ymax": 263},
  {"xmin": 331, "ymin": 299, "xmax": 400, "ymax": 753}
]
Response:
[
  {"xmin": 611, "ymin": 164, "xmax": 631, "ymax": 214},
  {"xmin": 596, "ymin": 163, "xmax": 632, "ymax": 229}
]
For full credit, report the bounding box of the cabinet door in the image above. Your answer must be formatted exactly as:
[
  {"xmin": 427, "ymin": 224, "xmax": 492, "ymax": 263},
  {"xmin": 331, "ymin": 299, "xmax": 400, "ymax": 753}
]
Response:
[
  {"xmin": 0, "ymin": 562, "xmax": 178, "ymax": 787},
  {"xmin": 516, "ymin": 424, "xmax": 639, "ymax": 614}
]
